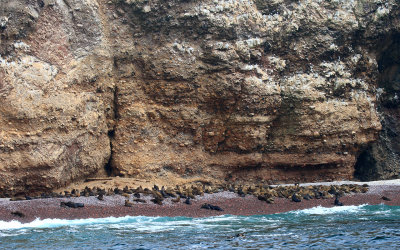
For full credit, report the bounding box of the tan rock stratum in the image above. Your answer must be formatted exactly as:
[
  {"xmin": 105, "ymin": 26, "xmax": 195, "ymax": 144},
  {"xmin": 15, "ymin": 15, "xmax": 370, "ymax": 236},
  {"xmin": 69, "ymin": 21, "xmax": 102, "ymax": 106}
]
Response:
[{"xmin": 0, "ymin": 0, "xmax": 399, "ymax": 195}]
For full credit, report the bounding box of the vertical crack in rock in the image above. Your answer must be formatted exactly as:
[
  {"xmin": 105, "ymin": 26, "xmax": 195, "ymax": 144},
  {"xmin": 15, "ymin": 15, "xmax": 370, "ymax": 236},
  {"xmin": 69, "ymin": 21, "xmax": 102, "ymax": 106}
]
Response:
[{"xmin": 104, "ymin": 84, "xmax": 119, "ymax": 177}]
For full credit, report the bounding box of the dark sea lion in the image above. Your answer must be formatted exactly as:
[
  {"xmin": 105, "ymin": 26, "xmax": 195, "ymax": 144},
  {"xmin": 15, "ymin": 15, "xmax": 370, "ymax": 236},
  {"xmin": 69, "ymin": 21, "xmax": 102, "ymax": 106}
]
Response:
[
  {"xmin": 201, "ymin": 203, "xmax": 211, "ymax": 209},
  {"xmin": 160, "ymin": 189, "xmax": 168, "ymax": 198},
  {"xmin": 166, "ymin": 190, "xmax": 177, "ymax": 198},
  {"xmin": 258, "ymin": 195, "xmax": 268, "ymax": 202},
  {"xmin": 201, "ymin": 203, "xmax": 223, "ymax": 211},
  {"xmin": 184, "ymin": 197, "xmax": 192, "ymax": 205},
  {"xmin": 334, "ymin": 195, "xmax": 343, "ymax": 206},
  {"xmin": 382, "ymin": 196, "xmax": 391, "ymax": 201},
  {"xmin": 60, "ymin": 201, "xmax": 84, "ymax": 208},
  {"xmin": 114, "ymin": 187, "xmax": 122, "ymax": 194},
  {"xmin": 143, "ymin": 188, "xmax": 151, "ymax": 194},
  {"xmin": 11, "ymin": 211, "xmax": 25, "ymax": 217},
  {"xmin": 314, "ymin": 191, "xmax": 322, "ymax": 199},
  {"xmin": 328, "ymin": 186, "xmax": 337, "ymax": 195},
  {"xmin": 237, "ymin": 188, "xmax": 246, "ymax": 197},
  {"xmin": 292, "ymin": 194, "xmax": 301, "ymax": 202},
  {"xmin": 97, "ymin": 194, "xmax": 104, "ymax": 201},
  {"xmin": 134, "ymin": 193, "xmax": 141, "ymax": 198},
  {"xmin": 151, "ymin": 197, "xmax": 163, "ymax": 205},
  {"xmin": 41, "ymin": 193, "xmax": 51, "ymax": 199}
]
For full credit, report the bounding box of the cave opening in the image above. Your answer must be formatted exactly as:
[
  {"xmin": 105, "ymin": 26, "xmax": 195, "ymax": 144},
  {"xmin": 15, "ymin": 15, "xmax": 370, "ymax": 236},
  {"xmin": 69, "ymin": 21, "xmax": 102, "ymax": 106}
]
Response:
[{"xmin": 354, "ymin": 33, "xmax": 400, "ymax": 181}]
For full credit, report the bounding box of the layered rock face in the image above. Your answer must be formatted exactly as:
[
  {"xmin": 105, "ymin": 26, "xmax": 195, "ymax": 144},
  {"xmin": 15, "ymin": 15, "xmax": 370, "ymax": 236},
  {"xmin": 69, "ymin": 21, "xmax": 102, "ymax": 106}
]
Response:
[
  {"xmin": 0, "ymin": 0, "xmax": 113, "ymax": 195},
  {"xmin": 0, "ymin": 0, "xmax": 399, "ymax": 194}
]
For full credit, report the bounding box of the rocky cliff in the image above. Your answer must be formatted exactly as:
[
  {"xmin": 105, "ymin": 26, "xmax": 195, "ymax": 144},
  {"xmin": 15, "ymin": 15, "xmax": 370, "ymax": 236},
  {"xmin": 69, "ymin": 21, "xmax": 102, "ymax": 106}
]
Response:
[{"xmin": 0, "ymin": 0, "xmax": 399, "ymax": 195}]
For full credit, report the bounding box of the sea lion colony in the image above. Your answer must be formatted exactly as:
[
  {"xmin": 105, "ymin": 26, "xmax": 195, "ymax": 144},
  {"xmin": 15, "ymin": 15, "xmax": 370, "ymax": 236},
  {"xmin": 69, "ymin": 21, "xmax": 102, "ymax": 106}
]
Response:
[{"xmin": 5, "ymin": 183, "xmax": 369, "ymax": 209}]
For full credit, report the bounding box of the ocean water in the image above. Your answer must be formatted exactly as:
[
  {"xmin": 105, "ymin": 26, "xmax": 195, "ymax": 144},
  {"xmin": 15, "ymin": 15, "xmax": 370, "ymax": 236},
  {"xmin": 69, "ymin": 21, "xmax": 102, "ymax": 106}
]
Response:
[{"xmin": 1, "ymin": 204, "xmax": 400, "ymax": 249}]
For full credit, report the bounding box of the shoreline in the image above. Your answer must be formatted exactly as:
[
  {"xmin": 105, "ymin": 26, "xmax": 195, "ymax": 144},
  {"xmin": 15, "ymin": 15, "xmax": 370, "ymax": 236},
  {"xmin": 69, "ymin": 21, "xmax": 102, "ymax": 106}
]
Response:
[{"xmin": 1, "ymin": 181, "xmax": 400, "ymax": 223}]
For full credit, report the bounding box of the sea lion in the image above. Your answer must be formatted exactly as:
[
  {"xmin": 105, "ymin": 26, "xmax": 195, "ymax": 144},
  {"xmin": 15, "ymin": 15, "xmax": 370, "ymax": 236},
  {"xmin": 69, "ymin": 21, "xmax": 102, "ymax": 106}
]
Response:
[
  {"xmin": 10, "ymin": 196, "xmax": 26, "ymax": 201},
  {"xmin": 134, "ymin": 193, "xmax": 141, "ymax": 198},
  {"xmin": 266, "ymin": 198, "xmax": 274, "ymax": 204},
  {"xmin": 166, "ymin": 190, "xmax": 177, "ymax": 198},
  {"xmin": 382, "ymin": 196, "xmax": 391, "ymax": 201},
  {"xmin": 143, "ymin": 188, "xmax": 152, "ymax": 195},
  {"xmin": 11, "ymin": 211, "xmax": 25, "ymax": 217},
  {"xmin": 134, "ymin": 198, "xmax": 146, "ymax": 203},
  {"xmin": 125, "ymin": 200, "xmax": 134, "ymax": 207},
  {"xmin": 184, "ymin": 197, "xmax": 192, "ymax": 205},
  {"xmin": 97, "ymin": 194, "xmax": 104, "ymax": 201},
  {"xmin": 151, "ymin": 197, "xmax": 163, "ymax": 205},
  {"xmin": 328, "ymin": 186, "xmax": 337, "ymax": 195},
  {"xmin": 171, "ymin": 197, "xmax": 180, "ymax": 203},
  {"xmin": 152, "ymin": 190, "xmax": 163, "ymax": 199},
  {"xmin": 201, "ymin": 203, "xmax": 223, "ymax": 211},
  {"xmin": 314, "ymin": 191, "xmax": 322, "ymax": 199},
  {"xmin": 237, "ymin": 188, "xmax": 246, "ymax": 197},
  {"xmin": 292, "ymin": 194, "xmax": 301, "ymax": 202},
  {"xmin": 135, "ymin": 186, "xmax": 144, "ymax": 193},
  {"xmin": 114, "ymin": 187, "xmax": 122, "ymax": 194},
  {"xmin": 160, "ymin": 189, "xmax": 168, "ymax": 198},
  {"xmin": 258, "ymin": 195, "xmax": 268, "ymax": 202},
  {"xmin": 361, "ymin": 187, "xmax": 368, "ymax": 193},
  {"xmin": 123, "ymin": 186, "xmax": 130, "ymax": 193},
  {"xmin": 60, "ymin": 201, "xmax": 84, "ymax": 208},
  {"xmin": 334, "ymin": 195, "xmax": 343, "ymax": 206}
]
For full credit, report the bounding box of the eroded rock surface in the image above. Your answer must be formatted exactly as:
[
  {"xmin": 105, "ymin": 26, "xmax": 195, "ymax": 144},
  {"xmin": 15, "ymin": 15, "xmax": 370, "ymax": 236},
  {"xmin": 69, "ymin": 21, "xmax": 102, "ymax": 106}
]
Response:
[
  {"xmin": 0, "ymin": 0, "xmax": 113, "ymax": 195},
  {"xmin": 0, "ymin": 0, "xmax": 399, "ymax": 194}
]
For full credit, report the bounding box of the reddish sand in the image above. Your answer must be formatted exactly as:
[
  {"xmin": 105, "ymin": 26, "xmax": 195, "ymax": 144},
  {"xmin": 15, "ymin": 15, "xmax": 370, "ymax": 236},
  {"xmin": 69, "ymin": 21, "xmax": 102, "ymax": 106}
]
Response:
[{"xmin": 1, "ymin": 185, "xmax": 399, "ymax": 223}]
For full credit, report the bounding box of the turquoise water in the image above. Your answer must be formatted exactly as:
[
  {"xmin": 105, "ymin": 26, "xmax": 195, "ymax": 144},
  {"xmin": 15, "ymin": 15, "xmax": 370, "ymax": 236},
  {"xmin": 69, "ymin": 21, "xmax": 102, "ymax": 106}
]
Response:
[{"xmin": 1, "ymin": 204, "xmax": 400, "ymax": 249}]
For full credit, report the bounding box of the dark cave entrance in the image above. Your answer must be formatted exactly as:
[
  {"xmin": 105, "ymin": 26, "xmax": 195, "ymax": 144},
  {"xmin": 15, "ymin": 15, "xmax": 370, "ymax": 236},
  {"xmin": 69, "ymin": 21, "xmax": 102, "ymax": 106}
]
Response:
[{"xmin": 354, "ymin": 33, "xmax": 400, "ymax": 181}]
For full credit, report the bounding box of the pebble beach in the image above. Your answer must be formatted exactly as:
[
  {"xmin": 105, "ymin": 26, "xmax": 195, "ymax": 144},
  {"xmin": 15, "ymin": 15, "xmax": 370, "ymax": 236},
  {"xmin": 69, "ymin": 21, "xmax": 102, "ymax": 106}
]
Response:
[{"xmin": 1, "ymin": 180, "xmax": 400, "ymax": 223}]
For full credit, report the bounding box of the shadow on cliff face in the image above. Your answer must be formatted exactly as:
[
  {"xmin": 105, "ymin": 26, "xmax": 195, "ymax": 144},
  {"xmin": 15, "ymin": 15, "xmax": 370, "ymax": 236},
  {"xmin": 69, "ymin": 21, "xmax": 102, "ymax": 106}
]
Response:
[{"xmin": 355, "ymin": 33, "xmax": 400, "ymax": 181}]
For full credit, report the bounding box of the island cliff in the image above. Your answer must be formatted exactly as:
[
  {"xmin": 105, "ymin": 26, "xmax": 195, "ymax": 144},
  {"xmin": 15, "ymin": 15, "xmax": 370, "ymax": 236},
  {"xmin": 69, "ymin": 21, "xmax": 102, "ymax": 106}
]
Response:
[{"xmin": 0, "ymin": 0, "xmax": 399, "ymax": 195}]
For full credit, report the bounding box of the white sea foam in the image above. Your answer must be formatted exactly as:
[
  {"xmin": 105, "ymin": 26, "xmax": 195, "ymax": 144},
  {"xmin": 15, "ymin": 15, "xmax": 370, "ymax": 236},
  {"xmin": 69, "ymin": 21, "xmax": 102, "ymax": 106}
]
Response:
[
  {"xmin": 292, "ymin": 204, "xmax": 368, "ymax": 215},
  {"xmin": 0, "ymin": 205, "xmax": 378, "ymax": 231},
  {"xmin": 0, "ymin": 216, "xmax": 138, "ymax": 230},
  {"xmin": 0, "ymin": 215, "xmax": 237, "ymax": 231}
]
